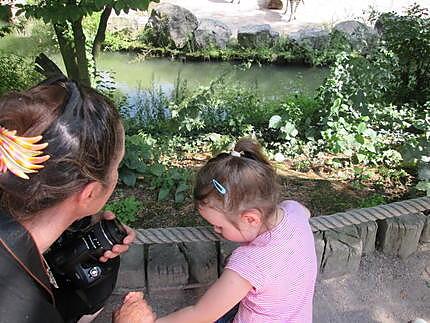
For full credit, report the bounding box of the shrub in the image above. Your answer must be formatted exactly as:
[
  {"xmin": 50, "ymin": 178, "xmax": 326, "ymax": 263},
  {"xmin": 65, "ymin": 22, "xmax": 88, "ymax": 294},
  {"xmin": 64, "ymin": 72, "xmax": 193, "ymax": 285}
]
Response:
[{"xmin": 0, "ymin": 54, "xmax": 40, "ymax": 95}]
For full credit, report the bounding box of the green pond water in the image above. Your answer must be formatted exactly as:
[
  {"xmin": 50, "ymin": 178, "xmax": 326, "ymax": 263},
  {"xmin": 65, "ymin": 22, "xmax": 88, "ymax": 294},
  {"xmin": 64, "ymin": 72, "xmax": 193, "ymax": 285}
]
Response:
[{"xmin": 1, "ymin": 35, "xmax": 327, "ymax": 100}]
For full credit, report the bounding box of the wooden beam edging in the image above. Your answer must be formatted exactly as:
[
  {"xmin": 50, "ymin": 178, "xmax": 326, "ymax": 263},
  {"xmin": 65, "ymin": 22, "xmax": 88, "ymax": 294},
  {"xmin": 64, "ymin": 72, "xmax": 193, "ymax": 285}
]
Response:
[{"xmin": 133, "ymin": 196, "xmax": 430, "ymax": 244}]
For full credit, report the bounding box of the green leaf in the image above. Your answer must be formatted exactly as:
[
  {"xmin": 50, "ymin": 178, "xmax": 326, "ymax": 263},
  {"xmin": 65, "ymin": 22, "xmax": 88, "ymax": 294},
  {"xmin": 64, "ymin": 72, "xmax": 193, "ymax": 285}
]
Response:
[
  {"xmin": 150, "ymin": 164, "xmax": 164, "ymax": 177},
  {"xmin": 269, "ymin": 115, "xmax": 282, "ymax": 129},
  {"xmin": 158, "ymin": 187, "xmax": 170, "ymax": 201},
  {"xmin": 176, "ymin": 182, "xmax": 188, "ymax": 193},
  {"xmin": 174, "ymin": 191, "xmax": 185, "ymax": 203},
  {"xmin": 122, "ymin": 172, "xmax": 137, "ymax": 187}
]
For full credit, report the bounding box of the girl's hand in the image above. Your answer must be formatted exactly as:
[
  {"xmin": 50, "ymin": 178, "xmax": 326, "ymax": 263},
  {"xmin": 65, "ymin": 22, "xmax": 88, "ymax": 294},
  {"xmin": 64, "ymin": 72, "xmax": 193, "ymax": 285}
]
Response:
[
  {"xmin": 97, "ymin": 211, "xmax": 136, "ymax": 262},
  {"xmin": 113, "ymin": 292, "xmax": 156, "ymax": 323}
]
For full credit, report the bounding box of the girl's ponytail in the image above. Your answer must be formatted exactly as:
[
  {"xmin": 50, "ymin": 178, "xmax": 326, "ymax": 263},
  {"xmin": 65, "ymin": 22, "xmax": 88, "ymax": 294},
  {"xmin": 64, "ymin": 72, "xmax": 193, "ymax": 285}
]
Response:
[{"xmin": 233, "ymin": 138, "xmax": 271, "ymax": 166}]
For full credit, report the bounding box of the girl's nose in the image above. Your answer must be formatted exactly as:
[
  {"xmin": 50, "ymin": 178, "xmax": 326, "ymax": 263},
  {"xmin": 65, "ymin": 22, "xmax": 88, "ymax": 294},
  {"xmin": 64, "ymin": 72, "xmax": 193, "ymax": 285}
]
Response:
[{"xmin": 214, "ymin": 226, "xmax": 222, "ymax": 234}]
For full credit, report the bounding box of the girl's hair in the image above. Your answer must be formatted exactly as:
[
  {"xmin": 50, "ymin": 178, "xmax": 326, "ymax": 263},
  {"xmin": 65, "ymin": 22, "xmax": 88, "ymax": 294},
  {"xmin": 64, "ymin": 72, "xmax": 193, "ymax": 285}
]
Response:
[
  {"xmin": 194, "ymin": 138, "xmax": 279, "ymax": 221},
  {"xmin": 0, "ymin": 80, "xmax": 122, "ymax": 220}
]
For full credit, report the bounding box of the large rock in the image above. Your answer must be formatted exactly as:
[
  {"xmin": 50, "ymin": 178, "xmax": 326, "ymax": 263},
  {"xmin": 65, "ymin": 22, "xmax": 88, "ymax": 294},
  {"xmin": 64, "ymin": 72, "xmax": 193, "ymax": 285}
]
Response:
[
  {"xmin": 333, "ymin": 20, "xmax": 378, "ymax": 50},
  {"xmin": 145, "ymin": 3, "xmax": 198, "ymax": 49},
  {"xmin": 419, "ymin": 213, "xmax": 430, "ymax": 243},
  {"xmin": 267, "ymin": 0, "xmax": 283, "ymax": 9},
  {"xmin": 195, "ymin": 18, "xmax": 232, "ymax": 49},
  {"xmin": 180, "ymin": 241, "xmax": 218, "ymax": 284},
  {"xmin": 219, "ymin": 240, "xmax": 239, "ymax": 273},
  {"xmin": 147, "ymin": 243, "xmax": 189, "ymax": 290},
  {"xmin": 377, "ymin": 213, "xmax": 426, "ymax": 259},
  {"xmin": 355, "ymin": 221, "xmax": 378, "ymax": 255},
  {"xmin": 117, "ymin": 244, "xmax": 146, "ymax": 289},
  {"xmin": 287, "ymin": 28, "xmax": 330, "ymax": 49},
  {"xmin": 237, "ymin": 24, "xmax": 279, "ymax": 48},
  {"xmin": 320, "ymin": 226, "xmax": 362, "ymax": 279},
  {"xmin": 314, "ymin": 232, "xmax": 325, "ymax": 274}
]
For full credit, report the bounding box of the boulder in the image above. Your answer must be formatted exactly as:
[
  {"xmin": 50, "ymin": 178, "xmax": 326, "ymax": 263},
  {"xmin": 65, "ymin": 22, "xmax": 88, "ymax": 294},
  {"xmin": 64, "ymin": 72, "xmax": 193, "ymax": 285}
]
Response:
[
  {"xmin": 319, "ymin": 226, "xmax": 362, "ymax": 279},
  {"xmin": 219, "ymin": 240, "xmax": 239, "ymax": 273},
  {"xmin": 287, "ymin": 28, "xmax": 330, "ymax": 49},
  {"xmin": 237, "ymin": 24, "xmax": 279, "ymax": 48},
  {"xmin": 117, "ymin": 244, "xmax": 145, "ymax": 289},
  {"xmin": 147, "ymin": 243, "xmax": 189, "ymax": 290},
  {"xmin": 267, "ymin": 0, "xmax": 283, "ymax": 9},
  {"xmin": 145, "ymin": 3, "xmax": 198, "ymax": 49},
  {"xmin": 333, "ymin": 20, "xmax": 378, "ymax": 50},
  {"xmin": 180, "ymin": 241, "xmax": 218, "ymax": 284},
  {"xmin": 195, "ymin": 18, "xmax": 232, "ymax": 49},
  {"xmin": 377, "ymin": 213, "xmax": 426, "ymax": 259},
  {"xmin": 419, "ymin": 213, "xmax": 430, "ymax": 243},
  {"xmin": 355, "ymin": 221, "xmax": 378, "ymax": 255}
]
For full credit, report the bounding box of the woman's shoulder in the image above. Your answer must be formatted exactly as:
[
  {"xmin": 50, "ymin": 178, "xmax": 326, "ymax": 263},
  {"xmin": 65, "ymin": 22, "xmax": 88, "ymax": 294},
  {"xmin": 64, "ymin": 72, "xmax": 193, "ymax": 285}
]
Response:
[{"xmin": 279, "ymin": 200, "xmax": 311, "ymax": 219}]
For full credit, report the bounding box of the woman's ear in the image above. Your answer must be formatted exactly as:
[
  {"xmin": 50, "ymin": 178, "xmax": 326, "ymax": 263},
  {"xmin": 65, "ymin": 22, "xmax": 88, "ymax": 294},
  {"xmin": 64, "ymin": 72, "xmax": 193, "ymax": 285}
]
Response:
[
  {"xmin": 76, "ymin": 181, "xmax": 104, "ymax": 214},
  {"xmin": 240, "ymin": 209, "xmax": 262, "ymax": 227}
]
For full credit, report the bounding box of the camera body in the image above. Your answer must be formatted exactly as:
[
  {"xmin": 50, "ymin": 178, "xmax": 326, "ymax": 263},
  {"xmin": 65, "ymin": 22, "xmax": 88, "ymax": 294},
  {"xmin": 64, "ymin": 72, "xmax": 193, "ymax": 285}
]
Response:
[{"xmin": 44, "ymin": 217, "xmax": 127, "ymax": 289}]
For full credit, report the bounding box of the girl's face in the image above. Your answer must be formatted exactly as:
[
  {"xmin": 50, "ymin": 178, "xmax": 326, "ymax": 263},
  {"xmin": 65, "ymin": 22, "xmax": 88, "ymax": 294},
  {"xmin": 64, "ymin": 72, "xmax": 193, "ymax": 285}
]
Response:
[{"xmin": 198, "ymin": 205, "xmax": 262, "ymax": 242}]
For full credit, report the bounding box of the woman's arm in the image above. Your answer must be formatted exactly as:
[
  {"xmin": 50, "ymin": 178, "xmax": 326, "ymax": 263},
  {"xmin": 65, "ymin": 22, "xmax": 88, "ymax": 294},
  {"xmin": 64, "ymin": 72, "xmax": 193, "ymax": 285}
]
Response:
[{"xmin": 156, "ymin": 269, "xmax": 252, "ymax": 323}]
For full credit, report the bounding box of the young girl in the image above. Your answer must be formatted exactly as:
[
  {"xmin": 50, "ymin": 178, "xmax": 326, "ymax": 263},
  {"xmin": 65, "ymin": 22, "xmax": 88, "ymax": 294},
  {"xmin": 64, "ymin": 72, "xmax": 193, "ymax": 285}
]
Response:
[{"xmin": 117, "ymin": 138, "xmax": 317, "ymax": 323}]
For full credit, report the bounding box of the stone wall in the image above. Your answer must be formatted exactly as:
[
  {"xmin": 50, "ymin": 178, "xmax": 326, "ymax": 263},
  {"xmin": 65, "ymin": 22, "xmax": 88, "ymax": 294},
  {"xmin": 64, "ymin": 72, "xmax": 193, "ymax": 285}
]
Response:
[{"xmin": 117, "ymin": 208, "xmax": 430, "ymax": 292}]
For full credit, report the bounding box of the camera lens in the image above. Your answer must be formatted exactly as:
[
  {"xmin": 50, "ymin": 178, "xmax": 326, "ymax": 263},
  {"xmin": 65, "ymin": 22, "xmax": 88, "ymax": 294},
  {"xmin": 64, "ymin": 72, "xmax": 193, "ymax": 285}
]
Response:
[{"xmin": 100, "ymin": 218, "xmax": 127, "ymax": 246}]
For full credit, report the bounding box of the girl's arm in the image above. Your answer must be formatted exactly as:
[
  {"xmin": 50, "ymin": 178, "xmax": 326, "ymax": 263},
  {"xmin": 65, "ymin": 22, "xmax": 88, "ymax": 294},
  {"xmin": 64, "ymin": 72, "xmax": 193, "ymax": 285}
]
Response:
[{"xmin": 156, "ymin": 269, "xmax": 252, "ymax": 323}]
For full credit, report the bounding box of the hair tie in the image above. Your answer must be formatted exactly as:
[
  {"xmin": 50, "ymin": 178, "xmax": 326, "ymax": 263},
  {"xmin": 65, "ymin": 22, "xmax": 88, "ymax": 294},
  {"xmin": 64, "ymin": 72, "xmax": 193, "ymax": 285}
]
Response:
[
  {"xmin": 0, "ymin": 126, "xmax": 50, "ymax": 179},
  {"xmin": 230, "ymin": 151, "xmax": 241, "ymax": 157}
]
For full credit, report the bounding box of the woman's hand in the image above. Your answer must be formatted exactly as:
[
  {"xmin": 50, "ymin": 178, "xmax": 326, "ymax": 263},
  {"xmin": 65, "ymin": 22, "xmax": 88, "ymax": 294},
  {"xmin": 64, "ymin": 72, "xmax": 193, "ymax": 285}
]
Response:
[
  {"xmin": 113, "ymin": 292, "xmax": 156, "ymax": 323},
  {"xmin": 97, "ymin": 211, "xmax": 136, "ymax": 262}
]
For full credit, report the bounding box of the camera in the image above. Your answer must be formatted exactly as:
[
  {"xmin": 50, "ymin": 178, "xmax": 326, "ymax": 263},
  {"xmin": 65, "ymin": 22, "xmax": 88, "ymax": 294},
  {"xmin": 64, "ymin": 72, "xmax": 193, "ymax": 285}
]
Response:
[{"xmin": 44, "ymin": 217, "xmax": 127, "ymax": 289}]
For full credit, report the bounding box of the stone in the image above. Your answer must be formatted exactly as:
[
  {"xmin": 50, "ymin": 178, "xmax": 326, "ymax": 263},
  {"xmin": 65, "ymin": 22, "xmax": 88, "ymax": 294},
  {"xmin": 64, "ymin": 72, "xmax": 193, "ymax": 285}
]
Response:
[
  {"xmin": 320, "ymin": 226, "xmax": 362, "ymax": 279},
  {"xmin": 117, "ymin": 244, "xmax": 145, "ymax": 289},
  {"xmin": 333, "ymin": 20, "xmax": 378, "ymax": 51},
  {"xmin": 147, "ymin": 243, "xmax": 189, "ymax": 290},
  {"xmin": 287, "ymin": 28, "xmax": 330, "ymax": 50},
  {"xmin": 377, "ymin": 213, "xmax": 426, "ymax": 259},
  {"xmin": 313, "ymin": 231, "xmax": 325, "ymax": 274},
  {"xmin": 237, "ymin": 24, "xmax": 279, "ymax": 48},
  {"xmin": 145, "ymin": 3, "xmax": 198, "ymax": 49},
  {"xmin": 420, "ymin": 213, "xmax": 430, "ymax": 243},
  {"xmin": 219, "ymin": 240, "xmax": 240, "ymax": 273},
  {"xmin": 267, "ymin": 0, "xmax": 283, "ymax": 9},
  {"xmin": 195, "ymin": 18, "xmax": 232, "ymax": 49},
  {"xmin": 374, "ymin": 12, "xmax": 397, "ymax": 35},
  {"xmin": 355, "ymin": 221, "xmax": 378, "ymax": 255},
  {"xmin": 180, "ymin": 241, "xmax": 218, "ymax": 284}
]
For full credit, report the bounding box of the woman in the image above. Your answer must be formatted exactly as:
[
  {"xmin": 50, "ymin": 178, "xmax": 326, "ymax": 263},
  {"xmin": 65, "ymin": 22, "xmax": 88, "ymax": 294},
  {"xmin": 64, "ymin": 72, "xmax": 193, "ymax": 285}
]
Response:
[{"xmin": 0, "ymin": 77, "xmax": 135, "ymax": 322}]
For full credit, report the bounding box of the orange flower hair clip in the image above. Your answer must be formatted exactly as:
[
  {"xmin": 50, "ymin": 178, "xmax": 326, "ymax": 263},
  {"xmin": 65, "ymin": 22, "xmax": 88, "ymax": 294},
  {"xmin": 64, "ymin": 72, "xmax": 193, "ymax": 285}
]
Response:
[{"xmin": 0, "ymin": 126, "xmax": 50, "ymax": 179}]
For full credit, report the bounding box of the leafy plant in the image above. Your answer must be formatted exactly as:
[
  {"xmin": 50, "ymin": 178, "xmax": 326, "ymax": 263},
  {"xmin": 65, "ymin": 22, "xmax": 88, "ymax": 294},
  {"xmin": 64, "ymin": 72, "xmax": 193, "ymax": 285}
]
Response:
[
  {"xmin": 105, "ymin": 196, "xmax": 142, "ymax": 225},
  {"xmin": 0, "ymin": 53, "xmax": 41, "ymax": 95}
]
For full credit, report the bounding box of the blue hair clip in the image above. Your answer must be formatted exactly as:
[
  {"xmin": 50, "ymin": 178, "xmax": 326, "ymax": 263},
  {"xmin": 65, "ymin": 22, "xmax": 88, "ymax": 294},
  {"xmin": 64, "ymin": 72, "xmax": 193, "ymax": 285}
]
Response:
[{"xmin": 212, "ymin": 179, "xmax": 227, "ymax": 195}]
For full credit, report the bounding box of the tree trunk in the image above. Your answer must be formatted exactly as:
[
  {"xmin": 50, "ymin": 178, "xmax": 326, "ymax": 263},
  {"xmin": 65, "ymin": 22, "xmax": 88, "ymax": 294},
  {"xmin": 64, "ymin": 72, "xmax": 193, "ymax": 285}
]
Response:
[
  {"xmin": 92, "ymin": 5, "xmax": 112, "ymax": 59},
  {"xmin": 53, "ymin": 23, "xmax": 80, "ymax": 81},
  {"xmin": 72, "ymin": 17, "xmax": 91, "ymax": 87}
]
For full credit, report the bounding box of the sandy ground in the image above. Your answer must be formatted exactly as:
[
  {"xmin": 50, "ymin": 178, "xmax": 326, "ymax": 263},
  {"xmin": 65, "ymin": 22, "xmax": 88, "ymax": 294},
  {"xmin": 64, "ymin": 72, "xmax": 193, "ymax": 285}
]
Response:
[{"xmin": 94, "ymin": 248, "xmax": 430, "ymax": 323}]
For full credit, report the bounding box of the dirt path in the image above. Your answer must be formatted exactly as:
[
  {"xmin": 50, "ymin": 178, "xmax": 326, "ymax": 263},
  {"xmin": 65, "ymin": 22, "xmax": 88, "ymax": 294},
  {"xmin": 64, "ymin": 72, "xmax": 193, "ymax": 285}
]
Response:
[{"xmin": 95, "ymin": 249, "xmax": 430, "ymax": 323}]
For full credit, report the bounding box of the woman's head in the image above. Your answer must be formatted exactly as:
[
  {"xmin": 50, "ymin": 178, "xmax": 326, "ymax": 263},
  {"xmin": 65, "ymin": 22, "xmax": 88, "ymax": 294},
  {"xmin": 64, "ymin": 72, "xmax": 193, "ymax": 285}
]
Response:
[
  {"xmin": 194, "ymin": 138, "xmax": 280, "ymax": 241},
  {"xmin": 0, "ymin": 79, "xmax": 124, "ymax": 220}
]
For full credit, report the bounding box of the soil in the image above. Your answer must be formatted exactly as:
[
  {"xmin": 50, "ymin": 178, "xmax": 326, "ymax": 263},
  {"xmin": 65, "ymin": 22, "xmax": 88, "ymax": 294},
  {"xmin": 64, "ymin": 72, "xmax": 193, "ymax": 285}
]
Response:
[{"xmin": 94, "ymin": 248, "xmax": 430, "ymax": 323}]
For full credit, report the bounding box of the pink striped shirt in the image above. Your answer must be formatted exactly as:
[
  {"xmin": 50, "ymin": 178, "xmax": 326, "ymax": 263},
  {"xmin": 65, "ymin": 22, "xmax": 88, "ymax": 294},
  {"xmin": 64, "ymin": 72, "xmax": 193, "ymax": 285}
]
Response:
[{"xmin": 225, "ymin": 200, "xmax": 317, "ymax": 323}]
